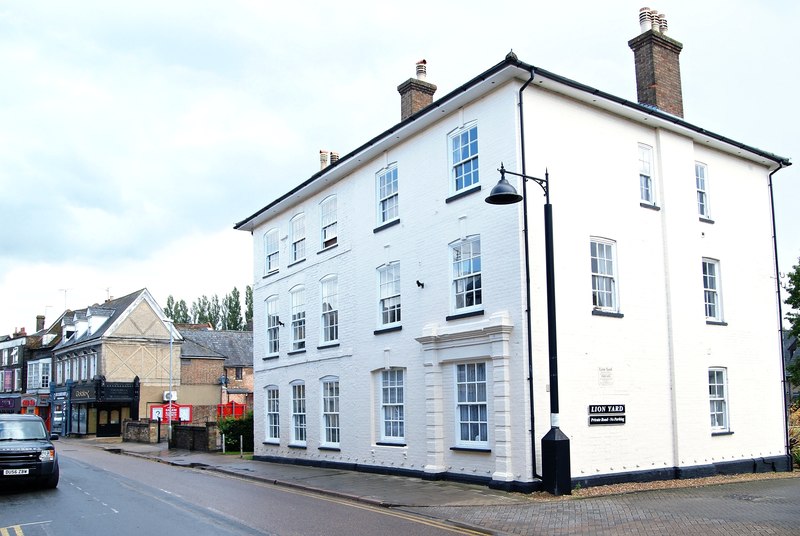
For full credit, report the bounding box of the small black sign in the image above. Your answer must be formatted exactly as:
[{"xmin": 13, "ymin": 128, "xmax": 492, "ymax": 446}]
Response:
[
  {"xmin": 589, "ymin": 415, "xmax": 626, "ymax": 425},
  {"xmin": 588, "ymin": 404, "xmax": 625, "ymax": 414}
]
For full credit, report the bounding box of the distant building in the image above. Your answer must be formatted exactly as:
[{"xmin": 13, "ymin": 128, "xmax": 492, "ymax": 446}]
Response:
[{"xmin": 236, "ymin": 9, "xmax": 791, "ymax": 490}]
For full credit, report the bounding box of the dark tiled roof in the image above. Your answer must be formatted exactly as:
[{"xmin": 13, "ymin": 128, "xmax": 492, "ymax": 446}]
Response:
[
  {"xmin": 55, "ymin": 289, "xmax": 145, "ymax": 350},
  {"xmin": 178, "ymin": 329, "xmax": 252, "ymax": 366}
]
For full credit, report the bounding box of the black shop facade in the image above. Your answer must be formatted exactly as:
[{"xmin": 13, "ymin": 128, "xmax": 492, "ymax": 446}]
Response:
[{"xmin": 53, "ymin": 376, "xmax": 140, "ymax": 437}]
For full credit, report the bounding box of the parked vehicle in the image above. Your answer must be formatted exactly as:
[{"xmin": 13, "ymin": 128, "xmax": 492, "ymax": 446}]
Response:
[{"xmin": 0, "ymin": 414, "xmax": 59, "ymax": 489}]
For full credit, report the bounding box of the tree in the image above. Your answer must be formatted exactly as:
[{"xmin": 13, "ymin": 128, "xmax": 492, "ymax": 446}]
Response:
[
  {"xmin": 164, "ymin": 295, "xmax": 176, "ymax": 320},
  {"xmin": 192, "ymin": 295, "xmax": 213, "ymax": 327},
  {"xmin": 174, "ymin": 299, "xmax": 191, "ymax": 323},
  {"xmin": 245, "ymin": 285, "xmax": 253, "ymax": 329},
  {"xmin": 221, "ymin": 288, "xmax": 243, "ymax": 331},
  {"xmin": 785, "ymin": 257, "xmax": 800, "ymax": 386}
]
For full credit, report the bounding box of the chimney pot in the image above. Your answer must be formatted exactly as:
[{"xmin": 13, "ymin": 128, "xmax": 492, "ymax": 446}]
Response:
[
  {"xmin": 639, "ymin": 7, "xmax": 652, "ymax": 33},
  {"xmin": 416, "ymin": 59, "xmax": 427, "ymax": 80},
  {"xmin": 320, "ymin": 150, "xmax": 329, "ymax": 170},
  {"xmin": 330, "ymin": 152, "xmax": 340, "ymax": 164}
]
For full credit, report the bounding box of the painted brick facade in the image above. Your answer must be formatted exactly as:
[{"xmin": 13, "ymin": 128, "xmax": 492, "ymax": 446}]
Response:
[{"xmin": 237, "ymin": 50, "xmax": 790, "ymax": 490}]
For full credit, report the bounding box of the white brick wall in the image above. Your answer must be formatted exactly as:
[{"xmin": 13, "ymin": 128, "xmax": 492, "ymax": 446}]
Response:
[{"xmin": 245, "ymin": 76, "xmax": 786, "ymax": 486}]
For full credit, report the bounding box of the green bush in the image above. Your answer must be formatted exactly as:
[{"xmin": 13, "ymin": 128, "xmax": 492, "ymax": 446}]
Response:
[
  {"xmin": 790, "ymin": 403, "xmax": 800, "ymax": 468},
  {"xmin": 218, "ymin": 410, "xmax": 254, "ymax": 452}
]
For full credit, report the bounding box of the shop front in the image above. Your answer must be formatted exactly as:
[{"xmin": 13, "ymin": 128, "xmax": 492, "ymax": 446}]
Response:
[{"xmin": 68, "ymin": 377, "xmax": 140, "ymax": 437}]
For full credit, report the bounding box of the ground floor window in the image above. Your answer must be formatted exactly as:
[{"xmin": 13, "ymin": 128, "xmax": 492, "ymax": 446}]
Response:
[
  {"xmin": 456, "ymin": 362, "xmax": 488, "ymax": 446},
  {"xmin": 266, "ymin": 386, "xmax": 280, "ymax": 442},
  {"xmin": 321, "ymin": 378, "xmax": 340, "ymax": 447}
]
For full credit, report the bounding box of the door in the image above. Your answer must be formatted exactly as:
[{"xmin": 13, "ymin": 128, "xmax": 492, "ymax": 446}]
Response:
[{"xmin": 97, "ymin": 407, "xmax": 122, "ymax": 437}]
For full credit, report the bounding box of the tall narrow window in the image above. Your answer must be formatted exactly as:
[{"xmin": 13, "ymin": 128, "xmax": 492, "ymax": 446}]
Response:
[
  {"xmin": 696, "ymin": 162, "xmax": 709, "ymax": 218},
  {"xmin": 381, "ymin": 369, "xmax": 404, "ymax": 442},
  {"xmin": 27, "ymin": 362, "xmax": 40, "ymax": 390},
  {"xmin": 708, "ymin": 368, "xmax": 728, "ymax": 432},
  {"xmin": 290, "ymin": 286, "xmax": 306, "ymax": 351},
  {"xmin": 265, "ymin": 229, "xmax": 279, "ymax": 273},
  {"xmin": 266, "ymin": 296, "xmax": 280, "ymax": 356},
  {"xmin": 450, "ymin": 123, "xmax": 479, "ymax": 192},
  {"xmin": 321, "ymin": 378, "xmax": 340, "ymax": 446},
  {"xmin": 378, "ymin": 262, "xmax": 401, "ymax": 326},
  {"xmin": 639, "ymin": 144, "xmax": 654, "ymax": 204},
  {"xmin": 291, "ymin": 213, "xmax": 306, "ymax": 263},
  {"xmin": 451, "ymin": 236, "xmax": 482, "ymax": 312},
  {"xmin": 291, "ymin": 382, "xmax": 306, "ymax": 445},
  {"xmin": 703, "ymin": 258, "xmax": 722, "ymax": 321},
  {"xmin": 590, "ymin": 238, "xmax": 618, "ymax": 312},
  {"xmin": 320, "ymin": 276, "xmax": 338, "ymax": 343},
  {"xmin": 456, "ymin": 362, "xmax": 487, "ymax": 445},
  {"xmin": 41, "ymin": 361, "xmax": 50, "ymax": 389},
  {"xmin": 377, "ymin": 165, "xmax": 399, "ymax": 224},
  {"xmin": 266, "ymin": 386, "xmax": 280, "ymax": 442},
  {"xmin": 320, "ymin": 195, "xmax": 338, "ymax": 249}
]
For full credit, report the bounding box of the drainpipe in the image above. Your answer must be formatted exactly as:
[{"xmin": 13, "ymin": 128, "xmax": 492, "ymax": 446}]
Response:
[
  {"xmin": 768, "ymin": 161, "xmax": 792, "ymax": 466},
  {"xmin": 517, "ymin": 63, "xmax": 541, "ymax": 480}
]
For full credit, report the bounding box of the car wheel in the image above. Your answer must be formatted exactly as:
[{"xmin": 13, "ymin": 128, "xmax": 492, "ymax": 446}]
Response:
[{"xmin": 42, "ymin": 462, "xmax": 59, "ymax": 489}]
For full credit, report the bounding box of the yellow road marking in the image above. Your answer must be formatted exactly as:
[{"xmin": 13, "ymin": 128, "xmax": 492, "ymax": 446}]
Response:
[{"xmin": 0, "ymin": 526, "xmax": 24, "ymax": 536}]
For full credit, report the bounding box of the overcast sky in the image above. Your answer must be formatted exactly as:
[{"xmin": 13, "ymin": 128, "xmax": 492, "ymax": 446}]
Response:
[{"xmin": 1, "ymin": 0, "xmax": 797, "ymax": 334}]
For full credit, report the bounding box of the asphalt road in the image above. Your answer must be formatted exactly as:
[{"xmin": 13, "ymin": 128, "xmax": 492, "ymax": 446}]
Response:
[{"xmin": 0, "ymin": 442, "xmax": 485, "ymax": 536}]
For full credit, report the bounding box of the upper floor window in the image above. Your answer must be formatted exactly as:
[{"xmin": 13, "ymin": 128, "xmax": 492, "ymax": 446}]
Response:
[
  {"xmin": 1, "ymin": 349, "xmax": 6, "ymax": 366},
  {"xmin": 450, "ymin": 123, "xmax": 479, "ymax": 193},
  {"xmin": 703, "ymin": 258, "xmax": 722, "ymax": 322},
  {"xmin": 638, "ymin": 143, "xmax": 654, "ymax": 205},
  {"xmin": 10, "ymin": 347, "xmax": 19, "ymax": 365},
  {"xmin": 708, "ymin": 368, "xmax": 728, "ymax": 432},
  {"xmin": 378, "ymin": 262, "xmax": 401, "ymax": 327},
  {"xmin": 290, "ymin": 213, "xmax": 306, "ymax": 263},
  {"xmin": 266, "ymin": 295, "xmax": 280, "ymax": 356},
  {"xmin": 380, "ymin": 369, "xmax": 405, "ymax": 443},
  {"xmin": 320, "ymin": 276, "xmax": 339, "ymax": 344},
  {"xmin": 265, "ymin": 229, "xmax": 279, "ymax": 273},
  {"xmin": 451, "ymin": 236, "xmax": 482, "ymax": 312},
  {"xmin": 265, "ymin": 386, "xmax": 280, "ymax": 442},
  {"xmin": 590, "ymin": 238, "xmax": 619, "ymax": 312},
  {"xmin": 290, "ymin": 285, "xmax": 306, "ymax": 351},
  {"xmin": 320, "ymin": 195, "xmax": 338, "ymax": 249},
  {"xmin": 376, "ymin": 165, "xmax": 399, "ymax": 225},
  {"xmin": 456, "ymin": 362, "xmax": 488, "ymax": 446},
  {"xmin": 235, "ymin": 367, "xmax": 243, "ymax": 380},
  {"xmin": 696, "ymin": 162, "xmax": 710, "ymax": 218}
]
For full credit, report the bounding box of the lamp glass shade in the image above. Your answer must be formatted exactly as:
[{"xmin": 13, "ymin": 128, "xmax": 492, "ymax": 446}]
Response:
[{"xmin": 485, "ymin": 177, "xmax": 523, "ymax": 205}]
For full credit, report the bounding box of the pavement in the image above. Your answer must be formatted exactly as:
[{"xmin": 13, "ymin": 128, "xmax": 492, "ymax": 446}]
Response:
[{"xmin": 62, "ymin": 437, "xmax": 800, "ymax": 535}]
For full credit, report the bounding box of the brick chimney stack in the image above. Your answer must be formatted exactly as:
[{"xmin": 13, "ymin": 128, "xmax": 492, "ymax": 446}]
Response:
[
  {"xmin": 36, "ymin": 315, "xmax": 45, "ymax": 331},
  {"xmin": 628, "ymin": 7, "xmax": 684, "ymax": 117},
  {"xmin": 397, "ymin": 60, "xmax": 437, "ymax": 121}
]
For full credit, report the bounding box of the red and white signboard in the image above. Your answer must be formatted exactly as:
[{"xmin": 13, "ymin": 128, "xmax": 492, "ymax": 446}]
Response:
[{"xmin": 150, "ymin": 403, "xmax": 192, "ymax": 423}]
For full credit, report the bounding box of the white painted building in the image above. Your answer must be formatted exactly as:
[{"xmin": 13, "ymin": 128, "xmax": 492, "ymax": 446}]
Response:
[{"xmin": 236, "ymin": 11, "xmax": 792, "ymax": 491}]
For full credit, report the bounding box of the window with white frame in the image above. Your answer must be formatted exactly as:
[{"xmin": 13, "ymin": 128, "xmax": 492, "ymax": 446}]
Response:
[
  {"xmin": 321, "ymin": 377, "xmax": 340, "ymax": 446},
  {"xmin": 11, "ymin": 347, "xmax": 19, "ymax": 365},
  {"xmin": 266, "ymin": 386, "xmax": 280, "ymax": 442},
  {"xmin": 265, "ymin": 229, "xmax": 279, "ymax": 273},
  {"xmin": 1, "ymin": 349, "xmax": 7, "ymax": 366},
  {"xmin": 380, "ymin": 369, "xmax": 405, "ymax": 442},
  {"xmin": 266, "ymin": 296, "xmax": 280, "ymax": 355},
  {"xmin": 56, "ymin": 361, "xmax": 63, "ymax": 385},
  {"xmin": 290, "ymin": 213, "xmax": 306, "ymax": 263},
  {"xmin": 291, "ymin": 381, "xmax": 306, "ymax": 445},
  {"xmin": 639, "ymin": 143, "xmax": 654, "ymax": 204},
  {"xmin": 450, "ymin": 123, "xmax": 479, "ymax": 193},
  {"xmin": 451, "ymin": 236, "xmax": 482, "ymax": 312},
  {"xmin": 320, "ymin": 195, "xmax": 338, "ymax": 249},
  {"xmin": 378, "ymin": 262, "xmax": 401, "ymax": 327},
  {"xmin": 696, "ymin": 162, "xmax": 709, "ymax": 218},
  {"xmin": 708, "ymin": 368, "xmax": 728, "ymax": 432},
  {"xmin": 320, "ymin": 276, "xmax": 338, "ymax": 344},
  {"xmin": 290, "ymin": 286, "xmax": 306, "ymax": 351},
  {"xmin": 27, "ymin": 362, "xmax": 40, "ymax": 390},
  {"xmin": 377, "ymin": 165, "xmax": 399, "ymax": 225},
  {"xmin": 702, "ymin": 258, "xmax": 722, "ymax": 321},
  {"xmin": 88, "ymin": 354, "xmax": 96, "ymax": 379},
  {"xmin": 40, "ymin": 361, "xmax": 50, "ymax": 389},
  {"xmin": 590, "ymin": 238, "xmax": 619, "ymax": 312},
  {"xmin": 13, "ymin": 368, "xmax": 21, "ymax": 391},
  {"xmin": 456, "ymin": 362, "xmax": 487, "ymax": 445}
]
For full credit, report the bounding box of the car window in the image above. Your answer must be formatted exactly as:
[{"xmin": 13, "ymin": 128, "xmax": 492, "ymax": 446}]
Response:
[{"xmin": 0, "ymin": 421, "xmax": 47, "ymax": 440}]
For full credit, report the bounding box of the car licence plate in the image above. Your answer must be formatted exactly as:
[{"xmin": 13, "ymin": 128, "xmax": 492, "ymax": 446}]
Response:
[{"xmin": 3, "ymin": 468, "xmax": 30, "ymax": 476}]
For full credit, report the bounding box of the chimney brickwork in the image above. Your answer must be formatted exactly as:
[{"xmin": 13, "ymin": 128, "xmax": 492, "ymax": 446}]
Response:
[
  {"xmin": 628, "ymin": 8, "xmax": 684, "ymax": 117},
  {"xmin": 397, "ymin": 60, "xmax": 437, "ymax": 121}
]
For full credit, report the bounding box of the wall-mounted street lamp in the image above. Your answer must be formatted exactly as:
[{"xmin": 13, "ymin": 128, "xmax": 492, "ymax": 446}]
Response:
[{"xmin": 486, "ymin": 163, "xmax": 571, "ymax": 496}]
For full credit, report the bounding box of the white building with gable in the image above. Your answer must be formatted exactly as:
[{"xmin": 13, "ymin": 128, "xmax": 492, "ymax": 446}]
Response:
[{"xmin": 235, "ymin": 9, "xmax": 792, "ymax": 492}]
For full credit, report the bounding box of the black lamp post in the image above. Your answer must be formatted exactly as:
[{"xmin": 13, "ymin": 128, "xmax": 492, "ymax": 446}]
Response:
[{"xmin": 486, "ymin": 163, "xmax": 571, "ymax": 496}]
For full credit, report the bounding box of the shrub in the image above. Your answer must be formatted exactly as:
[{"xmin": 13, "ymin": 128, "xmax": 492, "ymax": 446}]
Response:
[
  {"xmin": 218, "ymin": 410, "xmax": 254, "ymax": 452},
  {"xmin": 790, "ymin": 403, "xmax": 800, "ymax": 468}
]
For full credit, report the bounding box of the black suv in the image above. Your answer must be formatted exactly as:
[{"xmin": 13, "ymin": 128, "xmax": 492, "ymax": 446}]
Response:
[{"xmin": 0, "ymin": 414, "xmax": 59, "ymax": 489}]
